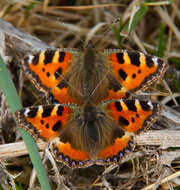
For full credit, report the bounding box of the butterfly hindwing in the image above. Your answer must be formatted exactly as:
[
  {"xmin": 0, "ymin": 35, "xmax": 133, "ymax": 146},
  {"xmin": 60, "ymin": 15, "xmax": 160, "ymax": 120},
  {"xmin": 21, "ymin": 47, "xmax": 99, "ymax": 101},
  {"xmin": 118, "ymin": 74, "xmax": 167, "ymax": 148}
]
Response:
[
  {"xmin": 52, "ymin": 120, "xmax": 92, "ymax": 168},
  {"xmin": 52, "ymin": 106, "xmax": 130, "ymax": 168},
  {"xmin": 95, "ymin": 99, "xmax": 161, "ymax": 164},
  {"xmin": 107, "ymin": 99, "xmax": 161, "ymax": 133},
  {"xmin": 50, "ymin": 99, "xmax": 161, "ymax": 168}
]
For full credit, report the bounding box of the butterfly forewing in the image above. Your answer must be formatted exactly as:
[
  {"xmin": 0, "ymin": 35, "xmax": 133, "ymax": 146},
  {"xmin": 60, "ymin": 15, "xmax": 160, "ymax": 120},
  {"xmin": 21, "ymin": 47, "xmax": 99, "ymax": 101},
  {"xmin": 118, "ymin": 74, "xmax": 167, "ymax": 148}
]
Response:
[
  {"xmin": 22, "ymin": 49, "xmax": 82, "ymax": 104},
  {"xmin": 103, "ymin": 50, "xmax": 168, "ymax": 100}
]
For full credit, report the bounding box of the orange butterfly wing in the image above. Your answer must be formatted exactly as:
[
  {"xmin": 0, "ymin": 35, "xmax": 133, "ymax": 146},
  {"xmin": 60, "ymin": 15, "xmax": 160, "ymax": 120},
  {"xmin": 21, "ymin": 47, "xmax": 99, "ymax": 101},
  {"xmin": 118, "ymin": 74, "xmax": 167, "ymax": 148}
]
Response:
[
  {"xmin": 39, "ymin": 99, "xmax": 160, "ymax": 168},
  {"xmin": 95, "ymin": 99, "xmax": 160, "ymax": 164},
  {"xmin": 15, "ymin": 104, "xmax": 71, "ymax": 140},
  {"xmin": 22, "ymin": 49, "xmax": 80, "ymax": 104},
  {"xmin": 103, "ymin": 50, "xmax": 168, "ymax": 100},
  {"xmin": 15, "ymin": 104, "xmax": 92, "ymax": 168}
]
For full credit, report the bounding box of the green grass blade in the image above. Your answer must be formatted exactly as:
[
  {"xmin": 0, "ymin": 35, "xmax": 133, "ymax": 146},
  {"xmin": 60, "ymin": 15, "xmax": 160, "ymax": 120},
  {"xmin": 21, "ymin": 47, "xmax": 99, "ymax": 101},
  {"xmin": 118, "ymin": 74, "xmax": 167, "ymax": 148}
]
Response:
[
  {"xmin": 0, "ymin": 54, "xmax": 51, "ymax": 190},
  {"xmin": 172, "ymin": 75, "xmax": 180, "ymax": 93},
  {"xmin": 174, "ymin": 185, "xmax": 180, "ymax": 190},
  {"xmin": 124, "ymin": 3, "xmax": 148, "ymax": 32},
  {"xmin": 0, "ymin": 184, "xmax": 4, "ymax": 190},
  {"xmin": 112, "ymin": 18, "xmax": 123, "ymax": 48},
  {"xmin": 0, "ymin": 58, "xmax": 22, "ymax": 113},
  {"xmin": 25, "ymin": 2, "xmax": 35, "ymax": 17},
  {"xmin": 169, "ymin": 57, "xmax": 180, "ymax": 70}
]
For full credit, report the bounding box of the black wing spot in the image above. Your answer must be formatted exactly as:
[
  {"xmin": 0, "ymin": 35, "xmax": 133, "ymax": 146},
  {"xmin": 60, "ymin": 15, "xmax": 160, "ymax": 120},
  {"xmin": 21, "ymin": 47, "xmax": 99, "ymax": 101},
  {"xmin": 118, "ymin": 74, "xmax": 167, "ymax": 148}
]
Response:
[
  {"xmin": 116, "ymin": 53, "xmax": 124, "ymax": 64},
  {"xmin": 54, "ymin": 67, "xmax": 62, "ymax": 79},
  {"xmin": 59, "ymin": 52, "xmax": 65, "ymax": 62},
  {"xmin": 129, "ymin": 52, "xmax": 140, "ymax": 66},
  {"xmin": 42, "ymin": 68, "xmax": 45, "ymax": 72},
  {"xmin": 57, "ymin": 106, "xmax": 64, "ymax": 116},
  {"xmin": 46, "ymin": 72, "xmax": 50, "ymax": 77},
  {"xmin": 132, "ymin": 73, "xmax": 136, "ymax": 79},
  {"xmin": 49, "ymin": 93, "xmax": 59, "ymax": 104},
  {"xmin": 42, "ymin": 106, "xmax": 54, "ymax": 118},
  {"xmin": 27, "ymin": 107, "xmax": 38, "ymax": 118},
  {"xmin": 124, "ymin": 100, "xmax": 137, "ymax": 112},
  {"xmin": 44, "ymin": 50, "xmax": 55, "ymax": 65},
  {"xmin": 131, "ymin": 117, "xmax": 135, "ymax": 123},
  {"xmin": 115, "ymin": 101, "xmax": 122, "ymax": 111},
  {"xmin": 119, "ymin": 116, "xmax": 129, "ymax": 126},
  {"xmin": 40, "ymin": 120, "xmax": 44, "ymax": 124},
  {"xmin": 52, "ymin": 121, "xmax": 62, "ymax": 132},
  {"xmin": 45, "ymin": 123, "xmax": 49, "ymax": 128},
  {"xmin": 119, "ymin": 69, "xmax": 127, "ymax": 81},
  {"xmin": 31, "ymin": 54, "xmax": 39, "ymax": 65},
  {"xmin": 140, "ymin": 101, "xmax": 151, "ymax": 111},
  {"xmin": 146, "ymin": 56, "xmax": 154, "ymax": 68}
]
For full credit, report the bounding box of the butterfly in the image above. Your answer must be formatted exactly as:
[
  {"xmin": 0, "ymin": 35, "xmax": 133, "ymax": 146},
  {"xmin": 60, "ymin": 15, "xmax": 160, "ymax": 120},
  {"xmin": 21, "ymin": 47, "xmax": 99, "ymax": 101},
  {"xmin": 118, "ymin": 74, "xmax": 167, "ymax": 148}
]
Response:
[{"xmin": 15, "ymin": 45, "xmax": 168, "ymax": 168}]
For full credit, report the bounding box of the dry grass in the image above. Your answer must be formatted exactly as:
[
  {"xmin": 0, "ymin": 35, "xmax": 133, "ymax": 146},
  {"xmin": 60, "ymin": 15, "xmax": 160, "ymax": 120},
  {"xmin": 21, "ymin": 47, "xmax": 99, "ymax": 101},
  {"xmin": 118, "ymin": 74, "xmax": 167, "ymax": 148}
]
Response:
[{"xmin": 0, "ymin": 0, "xmax": 180, "ymax": 189}]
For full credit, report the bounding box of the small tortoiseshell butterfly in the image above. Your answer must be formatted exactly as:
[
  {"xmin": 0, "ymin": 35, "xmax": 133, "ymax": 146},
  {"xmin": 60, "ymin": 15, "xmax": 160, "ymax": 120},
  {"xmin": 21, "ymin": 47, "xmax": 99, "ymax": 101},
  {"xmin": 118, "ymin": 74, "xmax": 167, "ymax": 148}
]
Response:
[{"xmin": 15, "ymin": 45, "xmax": 168, "ymax": 168}]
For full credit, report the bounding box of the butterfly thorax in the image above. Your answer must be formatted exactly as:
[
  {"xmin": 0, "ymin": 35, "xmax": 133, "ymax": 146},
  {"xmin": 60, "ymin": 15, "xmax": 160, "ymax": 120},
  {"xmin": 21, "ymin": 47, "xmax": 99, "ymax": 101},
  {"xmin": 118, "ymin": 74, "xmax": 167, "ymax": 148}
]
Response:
[
  {"xmin": 83, "ymin": 46, "xmax": 96, "ymax": 97},
  {"xmin": 67, "ymin": 46, "xmax": 110, "ymax": 104}
]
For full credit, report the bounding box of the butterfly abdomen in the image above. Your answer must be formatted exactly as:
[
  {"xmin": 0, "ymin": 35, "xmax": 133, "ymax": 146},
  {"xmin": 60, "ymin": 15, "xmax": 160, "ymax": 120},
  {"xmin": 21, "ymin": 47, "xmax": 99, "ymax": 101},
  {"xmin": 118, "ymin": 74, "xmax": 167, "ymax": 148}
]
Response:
[{"xmin": 81, "ymin": 102, "xmax": 103, "ymax": 158}]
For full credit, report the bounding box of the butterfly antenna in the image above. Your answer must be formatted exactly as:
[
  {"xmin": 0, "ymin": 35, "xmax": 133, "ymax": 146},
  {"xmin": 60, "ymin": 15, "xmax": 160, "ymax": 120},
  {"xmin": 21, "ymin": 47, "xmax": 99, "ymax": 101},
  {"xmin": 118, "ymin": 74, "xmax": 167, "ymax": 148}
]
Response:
[
  {"xmin": 86, "ymin": 18, "xmax": 122, "ymax": 100},
  {"xmin": 51, "ymin": 72, "xmax": 84, "ymax": 97},
  {"xmin": 45, "ymin": 19, "xmax": 87, "ymax": 98},
  {"xmin": 57, "ymin": 18, "xmax": 86, "ymax": 50},
  {"xmin": 85, "ymin": 17, "xmax": 121, "ymax": 50},
  {"xmin": 84, "ymin": 22, "xmax": 107, "ymax": 49},
  {"xmin": 89, "ymin": 67, "xmax": 111, "ymax": 100}
]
